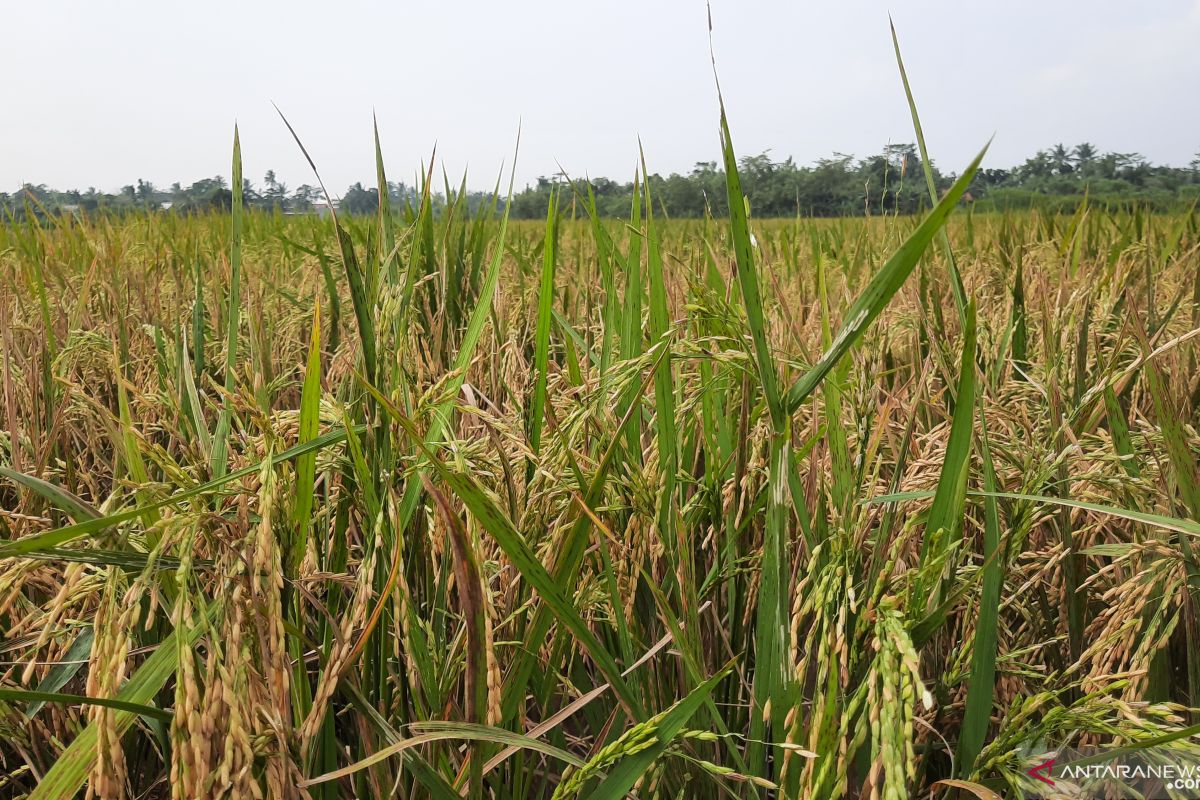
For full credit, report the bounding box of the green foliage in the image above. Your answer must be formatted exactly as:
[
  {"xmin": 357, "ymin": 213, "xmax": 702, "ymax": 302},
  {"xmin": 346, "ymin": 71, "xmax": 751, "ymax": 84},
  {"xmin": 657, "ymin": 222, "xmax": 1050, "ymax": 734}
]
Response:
[{"xmin": 2, "ymin": 61, "xmax": 1200, "ymax": 800}]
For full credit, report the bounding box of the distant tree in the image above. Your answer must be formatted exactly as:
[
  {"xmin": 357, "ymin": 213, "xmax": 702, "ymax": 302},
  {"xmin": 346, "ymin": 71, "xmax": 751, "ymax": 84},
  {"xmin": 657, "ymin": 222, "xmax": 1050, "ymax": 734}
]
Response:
[
  {"xmin": 340, "ymin": 182, "xmax": 378, "ymax": 215},
  {"xmin": 6, "ymin": 140, "xmax": 1200, "ymax": 221},
  {"xmin": 1072, "ymin": 142, "xmax": 1098, "ymax": 174},
  {"xmin": 1049, "ymin": 144, "xmax": 1074, "ymax": 175},
  {"xmin": 173, "ymin": 176, "xmax": 232, "ymax": 212},
  {"xmin": 1116, "ymin": 153, "xmax": 1150, "ymax": 184},
  {"xmin": 1012, "ymin": 151, "xmax": 1053, "ymax": 186},
  {"xmin": 242, "ymin": 178, "xmax": 261, "ymax": 206},
  {"xmin": 291, "ymin": 184, "xmax": 317, "ymax": 211},
  {"xmin": 136, "ymin": 179, "xmax": 156, "ymax": 206},
  {"xmin": 207, "ymin": 189, "xmax": 233, "ymax": 211},
  {"xmin": 387, "ymin": 180, "xmax": 416, "ymax": 208},
  {"xmin": 263, "ymin": 170, "xmax": 288, "ymax": 211}
]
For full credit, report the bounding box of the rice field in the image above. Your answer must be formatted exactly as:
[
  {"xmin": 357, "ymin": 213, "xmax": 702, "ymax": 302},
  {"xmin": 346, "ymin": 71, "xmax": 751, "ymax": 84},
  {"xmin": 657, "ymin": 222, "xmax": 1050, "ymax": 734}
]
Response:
[{"xmin": 1, "ymin": 103, "xmax": 1200, "ymax": 799}]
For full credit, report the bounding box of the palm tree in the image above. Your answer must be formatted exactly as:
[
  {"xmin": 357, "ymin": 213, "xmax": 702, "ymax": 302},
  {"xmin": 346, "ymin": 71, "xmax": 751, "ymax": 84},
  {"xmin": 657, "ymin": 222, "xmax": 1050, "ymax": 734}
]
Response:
[
  {"xmin": 1072, "ymin": 142, "xmax": 1097, "ymax": 175},
  {"xmin": 1050, "ymin": 143, "xmax": 1074, "ymax": 175},
  {"xmin": 263, "ymin": 170, "xmax": 288, "ymax": 211}
]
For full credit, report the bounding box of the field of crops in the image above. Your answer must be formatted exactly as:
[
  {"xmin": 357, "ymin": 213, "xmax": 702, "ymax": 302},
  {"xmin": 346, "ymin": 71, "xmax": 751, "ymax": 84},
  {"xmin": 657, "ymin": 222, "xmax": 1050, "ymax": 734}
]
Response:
[{"xmin": 1, "ymin": 112, "xmax": 1199, "ymax": 799}]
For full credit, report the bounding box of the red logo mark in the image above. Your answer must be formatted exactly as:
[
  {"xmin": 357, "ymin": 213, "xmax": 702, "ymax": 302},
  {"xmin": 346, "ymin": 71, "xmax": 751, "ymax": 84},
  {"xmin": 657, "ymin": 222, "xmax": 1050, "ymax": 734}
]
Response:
[{"xmin": 1027, "ymin": 757, "xmax": 1056, "ymax": 787}]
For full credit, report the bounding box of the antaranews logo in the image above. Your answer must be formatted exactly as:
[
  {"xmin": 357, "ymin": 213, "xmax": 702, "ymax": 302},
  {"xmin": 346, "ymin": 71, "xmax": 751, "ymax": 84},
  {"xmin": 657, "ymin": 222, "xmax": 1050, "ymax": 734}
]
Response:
[{"xmin": 1019, "ymin": 746, "xmax": 1200, "ymax": 799}]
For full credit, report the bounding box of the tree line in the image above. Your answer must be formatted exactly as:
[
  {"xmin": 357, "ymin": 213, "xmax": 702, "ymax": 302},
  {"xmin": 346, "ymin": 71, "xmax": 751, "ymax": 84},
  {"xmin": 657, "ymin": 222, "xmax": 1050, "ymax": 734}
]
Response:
[{"xmin": 4, "ymin": 143, "xmax": 1198, "ymax": 220}]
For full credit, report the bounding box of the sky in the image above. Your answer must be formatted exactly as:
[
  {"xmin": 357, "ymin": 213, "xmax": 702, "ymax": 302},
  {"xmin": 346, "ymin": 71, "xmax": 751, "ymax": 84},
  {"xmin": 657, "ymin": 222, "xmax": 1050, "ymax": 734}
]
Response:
[{"xmin": 4, "ymin": 1, "xmax": 1198, "ymax": 196}]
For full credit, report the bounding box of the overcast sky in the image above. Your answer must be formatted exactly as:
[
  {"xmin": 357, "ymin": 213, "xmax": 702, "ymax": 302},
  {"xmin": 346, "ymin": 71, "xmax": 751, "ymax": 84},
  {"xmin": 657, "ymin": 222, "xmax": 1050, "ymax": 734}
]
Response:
[{"xmin": 4, "ymin": 1, "xmax": 1198, "ymax": 196}]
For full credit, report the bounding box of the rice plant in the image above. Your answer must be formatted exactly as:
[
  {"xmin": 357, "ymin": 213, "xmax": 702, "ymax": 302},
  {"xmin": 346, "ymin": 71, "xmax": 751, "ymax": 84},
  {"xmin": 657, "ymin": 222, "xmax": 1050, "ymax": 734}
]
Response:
[{"xmin": 2, "ymin": 51, "xmax": 1200, "ymax": 800}]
